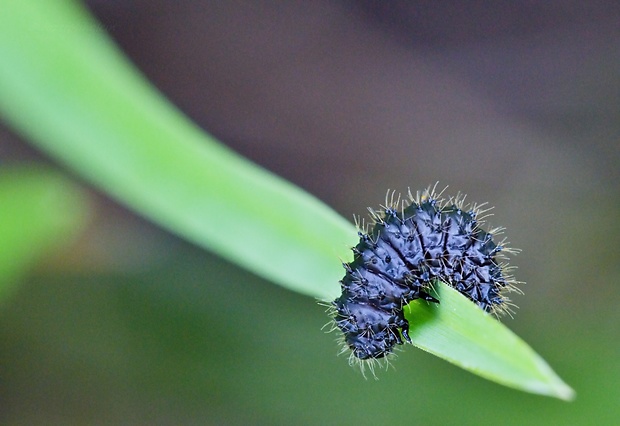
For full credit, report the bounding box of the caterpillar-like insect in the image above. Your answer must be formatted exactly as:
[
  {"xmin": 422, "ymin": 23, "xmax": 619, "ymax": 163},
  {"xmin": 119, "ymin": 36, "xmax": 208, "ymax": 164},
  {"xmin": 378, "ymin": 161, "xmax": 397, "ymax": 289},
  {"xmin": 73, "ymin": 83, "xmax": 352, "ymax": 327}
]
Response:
[{"xmin": 327, "ymin": 185, "xmax": 521, "ymax": 375}]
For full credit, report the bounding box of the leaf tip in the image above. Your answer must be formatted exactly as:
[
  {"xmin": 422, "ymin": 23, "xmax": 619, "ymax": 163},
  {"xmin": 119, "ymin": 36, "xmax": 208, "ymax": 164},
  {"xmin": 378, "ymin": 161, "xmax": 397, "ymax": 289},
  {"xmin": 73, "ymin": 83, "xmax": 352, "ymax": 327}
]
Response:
[{"xmin": 529, "ymin": 356, "xmax": 576, "ymax": 401}]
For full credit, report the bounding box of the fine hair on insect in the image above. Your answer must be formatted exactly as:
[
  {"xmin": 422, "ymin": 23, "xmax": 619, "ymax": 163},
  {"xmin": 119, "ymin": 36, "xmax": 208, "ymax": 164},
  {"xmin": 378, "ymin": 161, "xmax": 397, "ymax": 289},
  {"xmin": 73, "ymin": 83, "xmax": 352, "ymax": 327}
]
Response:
[{"xmin": 325, "ymin": 184, "xmax": 523, "ymax": 377}]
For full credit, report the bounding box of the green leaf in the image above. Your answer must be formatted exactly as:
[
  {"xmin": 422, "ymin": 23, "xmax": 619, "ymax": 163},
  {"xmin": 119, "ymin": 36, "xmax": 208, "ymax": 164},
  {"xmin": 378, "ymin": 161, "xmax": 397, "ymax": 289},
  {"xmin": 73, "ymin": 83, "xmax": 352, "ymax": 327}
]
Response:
[
  {"xmin": 0, "ymin": 165, "xmax": 90, "ymax": 300},
  {"xmin": 0, "ymin": 0, "xmax": 354, "ymax": 300},
  {"xmin": 0, "ymin": 0, "xmax": 574, "ymax": 399},
  {"xmin": 407, "ymin": 282, "xmax": 575, "ymax": 400}
]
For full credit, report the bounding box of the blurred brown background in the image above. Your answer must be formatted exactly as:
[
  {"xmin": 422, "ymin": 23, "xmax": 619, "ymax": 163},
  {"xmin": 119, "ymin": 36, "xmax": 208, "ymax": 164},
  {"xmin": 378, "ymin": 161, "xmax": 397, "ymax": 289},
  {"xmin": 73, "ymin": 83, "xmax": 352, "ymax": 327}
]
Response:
[{"xmin": 2, "ymin": 1, "xmax": 619, "ymax": 424}]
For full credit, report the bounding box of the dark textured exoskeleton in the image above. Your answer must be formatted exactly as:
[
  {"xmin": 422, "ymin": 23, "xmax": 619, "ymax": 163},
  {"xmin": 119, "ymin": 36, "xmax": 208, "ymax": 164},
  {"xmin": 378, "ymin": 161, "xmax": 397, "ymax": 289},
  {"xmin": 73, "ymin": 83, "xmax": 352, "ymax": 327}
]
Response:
[{"xmin": 330, "ymin": 186, "xmax": 519, "ymax": 370}]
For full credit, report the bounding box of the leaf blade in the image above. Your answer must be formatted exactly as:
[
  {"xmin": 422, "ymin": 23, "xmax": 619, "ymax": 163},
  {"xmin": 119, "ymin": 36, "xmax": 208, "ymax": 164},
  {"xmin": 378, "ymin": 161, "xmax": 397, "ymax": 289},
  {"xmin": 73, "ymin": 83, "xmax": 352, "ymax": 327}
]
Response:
[
  {"xmin": 0, "ymin": 0, "xmax": 355, "ymax": 299},
  {"xmin": 407, "ymin": 282, "xmax": 575, "ymax": 400}
]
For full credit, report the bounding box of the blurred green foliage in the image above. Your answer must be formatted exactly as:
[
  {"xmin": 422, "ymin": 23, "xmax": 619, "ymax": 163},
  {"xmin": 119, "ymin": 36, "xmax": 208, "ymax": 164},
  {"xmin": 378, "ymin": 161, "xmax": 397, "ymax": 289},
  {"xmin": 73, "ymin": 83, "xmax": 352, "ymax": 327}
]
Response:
[
  {"xmin": 3, "ymin": 0, "xmax": 620, "ymax": 424},
  {"xmin": 2, "ymin": 244, "xmax": 617, "ymax": 424},
  {"xmin": 0, "ymin": 166, "xmax": 90, "ymax": 300},
  {"xmin": 0, "ymin": 0, "xmax": 573, "ymax": 400}
]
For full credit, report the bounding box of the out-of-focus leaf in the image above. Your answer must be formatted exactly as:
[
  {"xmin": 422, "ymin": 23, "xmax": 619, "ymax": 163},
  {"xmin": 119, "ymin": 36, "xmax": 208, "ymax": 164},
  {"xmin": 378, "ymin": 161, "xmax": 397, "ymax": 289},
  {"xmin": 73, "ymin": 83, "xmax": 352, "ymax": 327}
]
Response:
[
  {"xmin": 0, "ymin": 165, "xmax": 90, "ymax": 299},
  {"xmin": 0, "ymin": 0, "xmax": 355, "ymax": 300}
]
